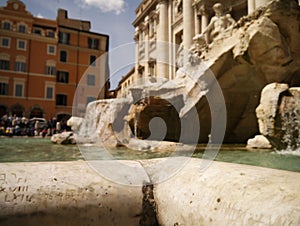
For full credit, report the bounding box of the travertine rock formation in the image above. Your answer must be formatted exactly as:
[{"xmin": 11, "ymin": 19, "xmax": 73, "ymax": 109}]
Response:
[
  {"xmin": 77, "ymin": 98, "xmax": 132, "ymax": 146},
  {"xmin": 128, "ymin": 0, "xmax": 300, "ymax": 143},
  {"xmin": 256, "ymin": 83, "xmax": 300, "ymax": 150},
  {"xmin": 246, "ymin": 135, "xmax": 272, "ymax": 149},
  {"xmin": 77, "ymin": 0, "xmax": 300, "ymax": 147}
]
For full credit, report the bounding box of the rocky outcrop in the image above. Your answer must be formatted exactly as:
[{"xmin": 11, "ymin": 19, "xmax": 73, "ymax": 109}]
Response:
[
  {"xmin": 256, "ymin": 82, "xmax": 300, "ymax": 150},
  {"xmin": 51, "ymin": 131, "xmax": 76, "ymax": 144},
  {"xmin": 67, "ymin": 116, "xmax": 83, "ymax": 131},
  {"xmin": 76, "ymin": 0, "xmax": 300, "ymax": 147},
  {"xmin": 128, "ymin": 0, "xmax": 300, "ymax": 144},
  {"xmin": 77, "ymin": 98, "xmax": 132, "ymax": 146},
  {"xmin": 246, "ymin": 135, "xmax": 272, "ymax": 149}
]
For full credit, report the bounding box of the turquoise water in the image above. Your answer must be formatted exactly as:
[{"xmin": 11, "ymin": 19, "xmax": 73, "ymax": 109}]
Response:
[
  {"xmin": 0, "ymin": 137, "xmax": 81, "ymax": 162},
  {"xmin": 0, "ymin": 137, "xmax": 299, "ymax": 172}
]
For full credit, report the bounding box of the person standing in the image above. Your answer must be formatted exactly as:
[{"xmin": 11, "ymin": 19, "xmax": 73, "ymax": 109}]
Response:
[{"xmin": 34, "ymin": 120, "xmax": 40, "ymax": 136}]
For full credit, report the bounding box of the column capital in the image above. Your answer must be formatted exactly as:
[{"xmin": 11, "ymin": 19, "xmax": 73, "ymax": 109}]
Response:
[
  {"xmin": 138, "ymin": 21, "xmax": 149, "ymax": 33},
  {"xmin": 134, "ymin": 33, "xmax": 139, "ymax": 42},
  {"xmin": 193, "ymin": 0, "xmax": 209, "ymax": 16},
  {"xmin": 198, "ymin": 5, "xmax": 208, "ymax": 16},
  {"xmin": 134, "ymin": 27, "xmax": 139, "ymax": 41},
  {"xmin": 156, "ymin": 0, "xmax": 168, "ymax": 13},
  {"xmin": 149, "ymin": 10, "xmax": 158, "ymax": 21}
]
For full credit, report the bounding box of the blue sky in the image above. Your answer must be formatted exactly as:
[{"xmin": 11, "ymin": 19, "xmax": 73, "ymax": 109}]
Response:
[{"xmin": 0, "ymin": 0, "xmax": 141, "ymax": 89}]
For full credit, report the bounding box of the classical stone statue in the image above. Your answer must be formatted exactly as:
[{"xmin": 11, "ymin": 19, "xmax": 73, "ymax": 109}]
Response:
[{"xmin": 201, "ymin": 3, "xmax": 235, "ymax": 43}]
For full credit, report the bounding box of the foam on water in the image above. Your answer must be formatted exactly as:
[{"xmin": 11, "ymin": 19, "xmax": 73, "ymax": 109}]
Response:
[{"xmin": 275, "ymin": 149, "xmax": 300, "ymax": 156}]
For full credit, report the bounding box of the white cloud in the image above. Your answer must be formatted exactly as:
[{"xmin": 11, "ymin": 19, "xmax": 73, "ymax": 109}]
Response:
[
  {"xmin": 78, "ymin": 0, "xmax": 125, "ymax": 15},
  {"xmin": 36, "ymin": 13, "xmax": 44, "ymax": 18}
]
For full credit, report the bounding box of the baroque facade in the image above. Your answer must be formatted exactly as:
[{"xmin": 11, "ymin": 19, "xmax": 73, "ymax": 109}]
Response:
[
  {"xmin": 0, "ymin": 0, "xmax": 109, "ymax": 120},
  {"xmin": 116, "ymin": 0, "xmax": 273, "ymax": 98}
]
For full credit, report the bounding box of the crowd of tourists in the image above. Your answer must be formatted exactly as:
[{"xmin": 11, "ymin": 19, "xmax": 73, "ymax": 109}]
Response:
[{"xmin": 0, "ymin": 114, "xmax": 70, "ymax": 137}]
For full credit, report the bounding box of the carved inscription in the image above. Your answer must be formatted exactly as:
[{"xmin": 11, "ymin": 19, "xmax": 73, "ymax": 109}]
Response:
[
  {"xmin": 0, "ymin": 172, "xmax": 92, "ymax": 207},
  {"xmin": 0, "ymin": 173, "xmax": 32, "ymax": 203}
]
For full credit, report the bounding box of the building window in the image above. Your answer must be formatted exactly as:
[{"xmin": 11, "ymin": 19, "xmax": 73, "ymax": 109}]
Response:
[
  {"xmin": 46, "ymin": 30, "xmax": 55, "ymax": 38},
  {"xmin": 149, "ymin": 60, "xmax": 156, "ymax": 76},
  {"xmin": 140, "ymin": 31, "xmax": 145, "ymax": 42},
  {"xmin": 0, "ymin": 82, "xmax": 8, "ymax": 95},
  {"xmin": 46, "ymin": 87, "xmax": 54, "ymax": 99},
  {"xmin": 2, "ymin": 21, "xmax": 11, "ymax": 30},
  {"xmin": 33, "ymin": 28, "xmax": 42, "ymax": 35},
  {"xmin": 45, "ymin": 60, "xmax": 56, "ymax": 75},
  {"xmin": 60, "ymin": 50, "xmax": 67, "ymax": 62},
  {"xmin": 59, "ymin": 32, "xmax": 70, "ymax": 44},
  {"xmin": 14, "ymin": 84, "xmax": 23, "ymax": 97},
  {"xmin": 18, "ymin": 24, "xmax": 26, "ymax": 33},
  {"xmin": 1, "ymin": 37, "xmax": 10, "ymax": 48},
  {"xmin": 56, "ymin": 94, "xmax": 67, "ymax": 106},
  {"xmin": 17, "ymin": 40, "xmax": 26, "ymax": 50},
  {"xmin": 15, "ymin": 61, "xmax": 26, "ymax": 72},
  {"xmin": 47, "ymin": 45, "xmax": 56, "ymax": 55},
  {"xmin": 57, "ymin": 71, "xmax": 69, "ymax": 83},
  {"xmin": 88, "ymin": 38, "xmax": 99, "ymax": 49},
  {"xmin": 150, "ymin": 19, "xmax": 155, "ymax": 37},
  {"xmin": 87, "ymin": 74, "xmax": 95, "ymax": 86},
  {"xmin": 86, "ymin": 96, "xmax": 96, "ymax": 105},
  {"xmin": 0, "ymin": 60, "xmax": 10, "ymax": 70},
  {"xmin": 45, "ymin": 65, "xmax": 56, "ymax": 75},
  {"xmin": 90, "ymin": 55, "xmax": 96, "ymax": 66},
  {"xmin": 0, "ymin": 54, "xmax": 10, "ymax": 70}
]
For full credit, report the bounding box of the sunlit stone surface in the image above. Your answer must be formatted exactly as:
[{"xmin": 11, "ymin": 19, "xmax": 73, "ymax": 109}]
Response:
[
  {"xmin": 144, "ymin": 158, "xmax": 300, "ymax": 226},
  {"xmin": 0, "ymin": 161, "xmax": 145, "ymax": 226},
  {"xmin": 0, "ymin": 159, "xmax": 299, "ymax": 225}
]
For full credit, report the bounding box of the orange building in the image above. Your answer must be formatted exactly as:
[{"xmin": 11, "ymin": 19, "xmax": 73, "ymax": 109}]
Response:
[{"xmin": 0, "ymin": 0, "xmax": 109, "ymax": 121}]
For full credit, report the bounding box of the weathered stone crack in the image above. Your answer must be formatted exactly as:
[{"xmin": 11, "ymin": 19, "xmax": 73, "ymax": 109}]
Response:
[
  {"xmin": 136, "ymin": 160, "xmax": 159, "ymax": 226},
  {"xmin": 139, "ymin": 181, "xmax": 159, "ymax": 226}
]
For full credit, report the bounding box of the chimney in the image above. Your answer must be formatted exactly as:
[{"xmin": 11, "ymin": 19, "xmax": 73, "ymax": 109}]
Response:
[{"xmin": 57, "ymin": 9, "xmax": 68, "ymax": 20}]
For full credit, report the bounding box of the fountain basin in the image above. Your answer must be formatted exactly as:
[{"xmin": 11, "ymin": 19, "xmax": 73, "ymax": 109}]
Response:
[{"xmin": 0, "ymin": 159, "xmax": 299, "ymax": 225}]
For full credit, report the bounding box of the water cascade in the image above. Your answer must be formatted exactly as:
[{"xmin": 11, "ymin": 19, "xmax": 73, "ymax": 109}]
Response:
[{"xmin": 257, "ymin": 84, "xmax": 300, "ymax": 151}]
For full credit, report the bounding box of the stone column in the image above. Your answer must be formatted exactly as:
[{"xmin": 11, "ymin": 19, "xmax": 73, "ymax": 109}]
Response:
[
  {"xmin": 183, "ymin": 0, "xmax": 194, "ymax": 54},
  {"xmin": 134, "ymin": 27, "xmax": 140, "ymax": 82},
  {"xmin": 144, "ymin": 17, "xmax": 150, "ymax": 76},
  {"xmin": 156, "ymin": 0, "xmax": 169, "ymax": 79},
  {"xmin": 199, "ymin": 6, "xmax": 209, "ymax": 43},
  {"xmin": 247, "ymin": 0, "xmax": 255, "ymax": 14},
  {"xmin": 255, "ymin": 0, "xmax": 272, "ymax": 8},
  {"xmin": 194, "ymin": 7, "xmax": 200, "ymax": 36}
]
